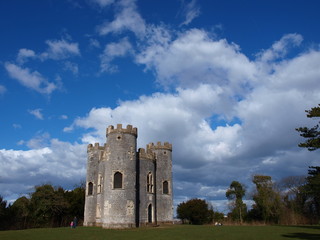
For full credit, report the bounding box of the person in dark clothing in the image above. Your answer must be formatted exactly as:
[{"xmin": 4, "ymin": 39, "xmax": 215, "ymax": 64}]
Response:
[{"xmin": 73, "ymin": 217, "xmax": 77, "ymax": 228}]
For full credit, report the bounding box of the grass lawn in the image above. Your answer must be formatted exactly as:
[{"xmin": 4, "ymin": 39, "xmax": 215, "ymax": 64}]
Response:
[{"xmin": 0, "ymin": 225, "xmax": 319, "ymax": 240}]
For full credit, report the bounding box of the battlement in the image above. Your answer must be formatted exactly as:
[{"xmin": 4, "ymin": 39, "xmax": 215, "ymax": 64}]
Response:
[
  {"xmin": 87, "ymin": 143, "xmax": 106, "ymax": 151},
  {"xmin": 147, "ymin": 142, "xmax": 172, "ymax": 151},
  {"xmin": 138, "ymin": 148, "xmax": 155, "ymax": 161},
  {"xmin": 106, "ymin": 124, "xmax": 138, "ymax": 137}
]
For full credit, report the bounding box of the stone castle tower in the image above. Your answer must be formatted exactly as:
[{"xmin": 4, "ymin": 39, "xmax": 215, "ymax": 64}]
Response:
[{"xmin": 83, "ymin": 124, "xmax": 173, "ymax": 228}]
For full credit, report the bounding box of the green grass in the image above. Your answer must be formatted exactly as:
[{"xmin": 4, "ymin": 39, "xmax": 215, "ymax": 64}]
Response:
[{"xmin": 1, "ymin": 225, "xmax": 320, "ymax": 240}]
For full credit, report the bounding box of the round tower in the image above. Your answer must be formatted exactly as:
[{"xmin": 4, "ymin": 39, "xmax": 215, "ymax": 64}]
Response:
[
  {"xmin": 84, "ymin": 143, "xmax": 100, "ymax": 226},
  {"xmin": 102, "ymin": 124, "xmax": 138, "ymax": 228},
  {"xmin": 148, "ymin": 142, "xmax": 173, "ymax": 224}
]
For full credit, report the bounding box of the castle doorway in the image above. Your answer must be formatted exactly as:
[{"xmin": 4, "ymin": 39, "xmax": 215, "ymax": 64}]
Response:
[{"xmin": 148, "ymin": 204, "xmax": 152, "ymax": 223}]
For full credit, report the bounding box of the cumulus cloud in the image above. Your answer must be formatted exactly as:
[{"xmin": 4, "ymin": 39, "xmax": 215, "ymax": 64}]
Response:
[
  {"xmin": 0, "ymin": 139, "xmax": 86, "ymax": 201},
  {"xmin": 63, "ymin": 32, "xmax": 320, "ymax": 209},
  {"xmin": 137, "ymin": 28, "xmax": 256, "ymax": 95},
  {"xmin": 100, "ymin": 37, "xmax": 133, "ymax": 72},
  {"xmin": 4, "ymin": 63, "xmax": 57, "ymax": 94},
  {"xmin": 179, "ymin": 0, "xmax": 201, "ymax": 26},
  {"xmin": 97, "ymin": 0, "xmax": 146, "ymax": 37},
  {"xmin": 28, "ymin": 109, "xmax": 44, "ymax": 120},
  {"xmin": 257, "ymin": 33, "xmax": 303, "ymax": 63}
]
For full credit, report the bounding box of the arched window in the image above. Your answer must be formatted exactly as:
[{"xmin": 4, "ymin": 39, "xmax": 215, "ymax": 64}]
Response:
[
  {"xmin": 163, "ymin": 181, "xmax": 169, "ymax": 194},
  {"xmin": 114, "ymin": 172, "xmax": 123, "ymax": 189},
  {"xmin": 147, "ymin": 172, "xmax": 153, "ymax": 193},
  {"xmin": 88, "ymin": 182, "xmax": 93, "ymax": 195}
]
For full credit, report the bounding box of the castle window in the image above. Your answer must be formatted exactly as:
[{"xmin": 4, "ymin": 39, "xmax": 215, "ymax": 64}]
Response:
[
  {"xmin": 97, "ymin": 174, "xmax": 103, "ymax": 194},
  {"xmin": 163, "ymin": 181, "xmax": 169, "ymax": 194},
  {"xmin": 148, "ymin": 204, "xmax": 152, "ymax": 223},
  {"xmin": 147, "ymin": 172, "xmax": 153, "ymax": 193},
  {"xmin": 113, "ymin": 171, "xmax": 123, "ymax": 189},
  {"xmin": 88, "ymin": 182, "xmax": 93, "ymax": 195}
]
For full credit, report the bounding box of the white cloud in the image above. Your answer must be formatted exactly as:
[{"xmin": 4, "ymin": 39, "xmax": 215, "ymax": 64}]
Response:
[
  {"xmin": 40, "ymin": 39, "xmax": 80, "ymax": 60},
  {"xmin": 16, "ymin": 48, "xmax": 36, "ymax": 64},
  {"xmin": 137, "ymin": 28, "xmax": 256, "ymax": 94},
  {"xmin": 91, "ymin": 0, "xmax": 114, "ymax": 8},
  {"xmin": 179, "ymin": 0, "xmax": 201, "ymax": 26},
  {"xmin": 26, "ymin": 132, "xmax": 51, "ymax": 149},
  {"xmin": 0, "ymin": 139, "xmax": 87, "ymax": 200},
  {"xmin": 13, "ymin": 124, "xmax": 22, "ymax": 129},
  {"xmin": 257, "ymin": 33, "xmax": 303, "ymax": 63},
  {"xmin": 4, "ymin": 63, "xmax": 57, "ymax": 94},
  {"xmin": 28, "ymin": 109, "xmax": 44, "ymax": 120},
  {"xmin": 0, "ymin": 85, "xmax": 6, "ymax": 94},
  {"xmin": 97, "ymin": 0, "xmax": 146, "ymax": 37},
  {"xmin": 64, "ymin": 61, "xmax": 79, "ymax": 75},
  {"xmin": 100, "ymin": 37, "xmax": 133, "ymax": 72},
  {"xmin": 89, "ymin": 38, "xmax": 101, "ymax": 48}
]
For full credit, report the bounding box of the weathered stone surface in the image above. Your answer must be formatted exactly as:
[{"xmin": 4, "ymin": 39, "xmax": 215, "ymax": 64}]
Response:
[{"xmin": 84, "ymin": 124, "xmax": 173, "ymax": 228}]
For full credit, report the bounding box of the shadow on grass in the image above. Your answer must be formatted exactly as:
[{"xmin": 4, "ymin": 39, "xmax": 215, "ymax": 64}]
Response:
[
  {"xmin": 282, "ymin": 232, "xmax": 320, "ymax": 240},
  {"xmin": 282, "ymin": 225, "xmax": 320, "ymax": 230}
]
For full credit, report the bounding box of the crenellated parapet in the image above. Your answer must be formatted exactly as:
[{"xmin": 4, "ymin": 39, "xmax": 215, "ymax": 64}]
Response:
[
  {"xmin": 87, "ymin": 142, "xmax": 106, "ymax": 152},
  {"xmin": 138, "ymin": 148, "xmax": 155, "ymax": 161},
  {"xmin": 147, "ymin": 142, "xmax": 172, "ymax": 151},
  {"xmin": 106, "ymin": 124, "xmax": 138, "ymax": 137}
]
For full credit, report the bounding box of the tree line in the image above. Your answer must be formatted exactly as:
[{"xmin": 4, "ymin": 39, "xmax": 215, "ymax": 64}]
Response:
[
  {"xmin": 0, "ymin": 184, "xmax": 85, "ymax": 230},
  {"xmin": 177, "ymin": 167, "xmax": 320, "ymax": 225}
]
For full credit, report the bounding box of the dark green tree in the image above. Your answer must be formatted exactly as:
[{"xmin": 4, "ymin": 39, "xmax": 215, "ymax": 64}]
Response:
[
  {"xmin": 251, "ymin": 175, "xmax": 283, "ymax": 223},
  {"xmin": 177, "ymin": 198, "xmax": 212, "ymax": 225},
  {"xmin": 0, "ymin": 196, "xmax": 9, "ymax": 230},
  {"xmin": 296, "ymin": 104, "xmax": 320, "ymax": 220},
  {"xmin": 305, "ymin": 166, "xmax": 320, "ymax": 218},
  {"xmin": 296, "ymin": 104, "xmax": 320, "ymax": 151},
  {"xmin": 11, "ymin": 196, "xmax": 30, "ymax": 229},
  {"xmin": 64, "ymin": 184, "xmax": 85, "ymax": 223},
  {"xmin": 29, "ymin": 184, "xmax": 69, "ymax": 227},
  {"xmin": 226, "ymin": 181, "xmax": 247, "ymax": 224}
]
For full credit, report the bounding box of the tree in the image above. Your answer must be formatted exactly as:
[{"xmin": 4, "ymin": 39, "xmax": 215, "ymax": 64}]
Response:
[
  {"xmin": 11, "ymin": 196, "xmax": 30, "ymax": 229},
  {"xmin": 177, "ymin": 198, "xmax": 212, "ymax": 225},
  {"xmin": 0, "ymin": 196, "xmax": 9, "ymax": 230},
  {"xmin": 296, "ymin": 104, "xmax": 320, "ymax": 221},
  {"xmin": 296, "ymin": 104, "xmax": 320, "ymax": 151},
  {"xmin": 64, "ymin": 184, "xmax": 85, "ymax": 223},
  {"xmin": 226, "ymin": 181, "xmax": 247, "ymax": 224},
  {"xmin": 251, "ymin": 175, "xmax": 283, "ymax": 223},
  {"xmin": 29, "ymin": 184, "xmax": 69, "ymax": 227},
  {"xmin": 305, "ymin": 166, "xmax": 320, "ymax": 218},
  {"xmin": 277, "ymin": 176, "xmax": 309, "ymax": 224}
]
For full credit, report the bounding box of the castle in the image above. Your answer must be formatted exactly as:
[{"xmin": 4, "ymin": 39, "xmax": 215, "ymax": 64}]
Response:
[{"xmin": 83, "ymin": 124, "xmax": 173, "ymax": 228}]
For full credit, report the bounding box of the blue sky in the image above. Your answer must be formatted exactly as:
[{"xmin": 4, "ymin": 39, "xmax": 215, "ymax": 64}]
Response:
[{"xmin": 1, "ymin": 0, "xmax": 320, "ymax": 213}]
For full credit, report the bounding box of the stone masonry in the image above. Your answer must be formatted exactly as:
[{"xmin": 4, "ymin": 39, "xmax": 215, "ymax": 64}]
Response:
[{"xmin": 83, "ymin": 124, "xmax": 173, "ymax": 228}]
